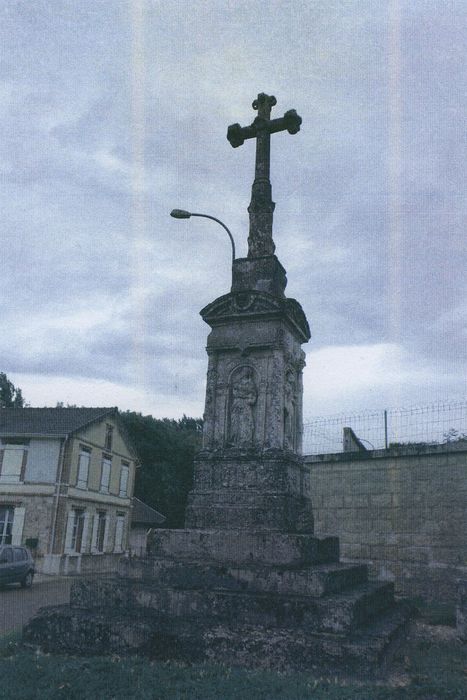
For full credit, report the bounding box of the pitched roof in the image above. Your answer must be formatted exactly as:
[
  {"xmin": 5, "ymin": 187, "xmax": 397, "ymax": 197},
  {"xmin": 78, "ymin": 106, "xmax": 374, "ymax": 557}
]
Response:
[
  {"xmin": 0, "ymin": 407, "xmax": 117, "ymax": 437},
  {"xmin": 131, "ymin": 497, "xmax": 166, "ymax": 525}
]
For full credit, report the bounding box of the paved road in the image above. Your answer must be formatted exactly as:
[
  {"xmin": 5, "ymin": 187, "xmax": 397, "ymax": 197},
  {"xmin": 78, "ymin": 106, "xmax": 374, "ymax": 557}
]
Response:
[{"xmin": 0, "ymin": 575, "xmax": 72, "ymax": 636}]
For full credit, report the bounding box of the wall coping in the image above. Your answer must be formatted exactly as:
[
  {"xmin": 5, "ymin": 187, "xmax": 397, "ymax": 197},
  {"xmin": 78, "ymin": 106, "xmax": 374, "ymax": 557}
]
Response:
[{"xmin": 304, "ymin": 440, "xmax": 467, "ymax": 463}]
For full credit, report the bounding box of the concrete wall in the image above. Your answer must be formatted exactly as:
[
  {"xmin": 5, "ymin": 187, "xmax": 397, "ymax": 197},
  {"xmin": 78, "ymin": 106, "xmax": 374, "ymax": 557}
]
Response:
[
  {"xmin": 129, "ymin": 525, "xmax": 148, "ymax": 557},
  {"xmin": 42, "ymin": 552, "xmax": 123, "ymax": 575},
  {"xmin": 305, "ymin": 443, "xmax": 467, "ymax": 602}
]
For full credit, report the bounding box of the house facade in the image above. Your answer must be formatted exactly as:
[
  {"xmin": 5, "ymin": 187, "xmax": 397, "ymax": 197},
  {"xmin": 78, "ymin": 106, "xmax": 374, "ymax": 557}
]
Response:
[{"xmin": 0, "ymin": 407, "xmax": 138, "ymax": 574}]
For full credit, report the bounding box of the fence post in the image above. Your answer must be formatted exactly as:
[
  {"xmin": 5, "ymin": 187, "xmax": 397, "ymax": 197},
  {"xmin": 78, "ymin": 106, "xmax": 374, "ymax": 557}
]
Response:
[{"xmin": 384, "ymin": 410, "xmax": 388, "ymax": 449}]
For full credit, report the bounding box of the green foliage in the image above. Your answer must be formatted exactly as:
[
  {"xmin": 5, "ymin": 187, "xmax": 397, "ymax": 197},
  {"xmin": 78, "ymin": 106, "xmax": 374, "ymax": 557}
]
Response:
[
  {"xmin": 443, "ymin": 428, "xmax": 467, "ymax": 443},
  {"xmin": 0, "ymin": 630, "xmax": 21, "ymax": 658},
  {"xmin": 404, "ymin": 636, "xmax": 467, "ymax": 699},
  {"xmin": 0, "ymin": 637, "xmax": 466, "ymax": 699},
  {"xmin": 120, "ymin": 412, "xmax": 202, "ymax": 528},
  {"xmin": 388, "ymin": 441, "xmax": 437, "ymax": 449},
  {"xmin": 0, "ymin": 372, "xmax": 25, "ymax": 408},
  {"xmin": 389, "ymin": 428, "xmax": 467, "ymax": 449}
]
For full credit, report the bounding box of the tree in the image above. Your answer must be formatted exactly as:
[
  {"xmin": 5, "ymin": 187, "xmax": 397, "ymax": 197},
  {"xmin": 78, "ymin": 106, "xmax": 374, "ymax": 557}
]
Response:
[
  {"xmin": 0, "ymin": 372, "xmax": 25, "ymax": 408},
  {"xmin": 120, "ymin": 412, "xmax": 202, "ymax": 528},
  {"xmin": 443, "ymin": 428, "xmax": 467, "ymax": 443}
]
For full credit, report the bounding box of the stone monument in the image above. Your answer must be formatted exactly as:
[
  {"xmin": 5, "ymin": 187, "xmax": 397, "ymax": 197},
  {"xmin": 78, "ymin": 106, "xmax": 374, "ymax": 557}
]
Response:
[
  {"xmin": 25, "ymin": 94, "xmax": 412, "ymax": 674},
  {"xmin": 187, "ymin": 93, "xmax": 311, "ymax": 535}
]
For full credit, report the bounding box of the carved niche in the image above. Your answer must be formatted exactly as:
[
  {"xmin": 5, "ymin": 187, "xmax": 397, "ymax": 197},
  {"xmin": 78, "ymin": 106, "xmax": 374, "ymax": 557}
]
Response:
[
  {"xmin": 226, "ymin": 365, "xmax": 258, "ymax": 447},
  {"xmin": 283, "ymin": 369, "xmax": 298, "ymax": 451}
]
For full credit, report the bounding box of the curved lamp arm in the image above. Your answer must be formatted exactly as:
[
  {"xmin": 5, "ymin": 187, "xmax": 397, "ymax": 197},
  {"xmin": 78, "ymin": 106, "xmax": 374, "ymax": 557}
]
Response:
[{"xmin": 170, "ymin": 209, "xmax": 236, "ymax": 264}]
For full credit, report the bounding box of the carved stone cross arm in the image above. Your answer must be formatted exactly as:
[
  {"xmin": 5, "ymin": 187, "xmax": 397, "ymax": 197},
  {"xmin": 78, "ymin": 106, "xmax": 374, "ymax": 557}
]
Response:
[
  {"xmin": 227, "ymin": 109, "xmax": 302, "ymax": 150},
  {"xmin": 226, "ymin": 93, "xmax": 302, "ymax": 259}
]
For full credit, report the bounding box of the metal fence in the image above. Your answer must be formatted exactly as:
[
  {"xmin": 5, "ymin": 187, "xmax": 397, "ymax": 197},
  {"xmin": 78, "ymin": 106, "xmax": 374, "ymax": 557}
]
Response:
[{"xmin": 302, "ymin": 400, "xmax": 467, "ymax": 455}]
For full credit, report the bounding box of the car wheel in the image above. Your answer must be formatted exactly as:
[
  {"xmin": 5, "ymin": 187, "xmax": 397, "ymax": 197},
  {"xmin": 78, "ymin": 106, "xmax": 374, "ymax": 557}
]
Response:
[{"xmin": 21, "ymin": 572, "xmax": 34, "ymax": 589}]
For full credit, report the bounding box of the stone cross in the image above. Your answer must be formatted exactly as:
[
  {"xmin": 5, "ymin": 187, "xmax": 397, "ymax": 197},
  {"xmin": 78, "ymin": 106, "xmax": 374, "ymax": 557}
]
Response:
[{"xmin": 227, "ymin": 93, "xmax": 302, "ymax": 259}]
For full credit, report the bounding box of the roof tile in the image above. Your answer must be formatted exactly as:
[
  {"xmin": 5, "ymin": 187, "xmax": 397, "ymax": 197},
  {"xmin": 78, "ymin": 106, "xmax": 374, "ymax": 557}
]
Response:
[{"xmin": 0, "ymin": 407, "xmax": 117, "ymax": 437}]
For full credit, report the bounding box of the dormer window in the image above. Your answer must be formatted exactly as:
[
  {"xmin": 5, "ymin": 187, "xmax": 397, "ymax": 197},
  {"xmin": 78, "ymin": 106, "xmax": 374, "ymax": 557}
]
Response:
[{"xmin": 104, "ymin": 424, "xmax": 113, "ymax": 451}]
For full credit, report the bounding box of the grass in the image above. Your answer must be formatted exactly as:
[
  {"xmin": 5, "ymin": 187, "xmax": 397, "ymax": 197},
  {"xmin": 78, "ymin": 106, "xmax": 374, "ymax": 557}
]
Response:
[{"xmin": 0, "ymin": 628, "xmax": 466, "ymax": 700}]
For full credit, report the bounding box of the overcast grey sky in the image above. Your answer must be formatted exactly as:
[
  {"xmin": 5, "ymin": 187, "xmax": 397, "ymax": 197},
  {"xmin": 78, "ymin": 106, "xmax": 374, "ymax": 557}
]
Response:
[{"xmin": 1, "ymin": 0, "xmax": 466, "ymax": 419}]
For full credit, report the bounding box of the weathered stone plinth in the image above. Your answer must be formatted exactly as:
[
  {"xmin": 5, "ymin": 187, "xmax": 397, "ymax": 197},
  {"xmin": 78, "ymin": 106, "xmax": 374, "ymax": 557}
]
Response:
[
  {"xmin": 185, "ymin": 449, "xmax": 313, "ymax": 532},
  {"xmin": 24, "ymin": 543, "xmax": 412, "ymax": 674},
  {"xmin": 24, "ymin": 523, "xmax": 412, "ymax": 674}
]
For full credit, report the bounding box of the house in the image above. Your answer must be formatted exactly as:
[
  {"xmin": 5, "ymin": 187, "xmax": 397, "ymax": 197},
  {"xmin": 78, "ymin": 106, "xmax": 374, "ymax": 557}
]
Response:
[
  {"xmin": 129, "ymin": 496, "xmax": 166, "ymax": 557},
  {"xmin": 0, "ymin": 407, "xmax": 139, "ymax": 574}
]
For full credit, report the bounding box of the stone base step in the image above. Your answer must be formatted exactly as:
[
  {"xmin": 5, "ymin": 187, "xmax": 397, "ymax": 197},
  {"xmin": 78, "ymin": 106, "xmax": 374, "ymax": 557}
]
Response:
[
  {"xmin": 148, "ymin": 528, "xmax": 339, "ymax": 566},
  {"xmin": 195, "ymin": 601, "xmax": 414, "ymax": 676},
  {"xmin": 70, "ymin": 579, "xmax": 394, "ymax": 634},
  {"xmin": 185, "ymin": 491, "xmax": 313, "ymax": 531},
  {"xmin": 119, "ymin": 557, "xmax": 368, "ymax": 597},
  {"xmin": 23, "ymin": 600, "xmax": 412, "ymax": 676}
]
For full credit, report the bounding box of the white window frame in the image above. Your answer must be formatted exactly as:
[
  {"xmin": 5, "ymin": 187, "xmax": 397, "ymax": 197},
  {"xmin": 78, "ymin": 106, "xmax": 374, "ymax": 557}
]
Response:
[
  {"xmin": 95, "ymin": 511, "xmax": 107, "ymax": 553},
  {"xmin": 11, "ymin": 507, "xmax": 25, "ymax": 545},
  {"xmin": 100, "ymin": 456, "xmax": 111, "ymax": 494},
  {"xmin": 119, "ymin": 463, "xmax": 129, "ymax": 497},
  {"xmin": 0, "ymin": 506, "xmax": 15, "ymax": 545},
  {"xmin": 77, "ymin": 448, "xmax": 91, "ymax": 489},
  {"xmin": 64, "ymin": 511, "xmax": 75, "ymax": 553},
  {"xmin": 70, "ymin": 509, "xmax": 85, "ymax": 553}
]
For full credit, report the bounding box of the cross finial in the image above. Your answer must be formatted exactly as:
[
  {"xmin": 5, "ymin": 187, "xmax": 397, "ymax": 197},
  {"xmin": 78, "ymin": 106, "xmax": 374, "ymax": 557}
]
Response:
[
  {"xmin": 227, "ymin": 94, "xmax": 302, "ymax": 258},
  {"xmin": 252, "ymin": 93, "xmax": 276, "ymax": 117}
]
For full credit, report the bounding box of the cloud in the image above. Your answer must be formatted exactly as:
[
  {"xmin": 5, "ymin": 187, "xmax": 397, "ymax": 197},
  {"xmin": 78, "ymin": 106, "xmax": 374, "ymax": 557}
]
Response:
[
  {"xmin": 1, "ymin": 0, "xmax": 465, "ymax": 418},
  {"xmin": 11, "ymin": 372, "xmax": 203, "ymax": 419},
  {"xmin": 303, "ymin": 342, "xmax": 467, "ymax": 417}
]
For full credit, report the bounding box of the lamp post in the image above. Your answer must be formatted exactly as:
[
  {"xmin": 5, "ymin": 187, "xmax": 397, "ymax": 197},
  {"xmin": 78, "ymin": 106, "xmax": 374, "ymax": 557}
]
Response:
[{"xmin": 170, "ymin": 209, "xmax": 236, "ymax": 265}]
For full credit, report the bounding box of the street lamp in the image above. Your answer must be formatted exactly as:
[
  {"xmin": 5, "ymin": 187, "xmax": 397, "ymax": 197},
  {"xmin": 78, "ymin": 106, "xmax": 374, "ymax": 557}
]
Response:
[{"xmin": 170, "ymin": 209, "xmax": 236, "ymax": 264}]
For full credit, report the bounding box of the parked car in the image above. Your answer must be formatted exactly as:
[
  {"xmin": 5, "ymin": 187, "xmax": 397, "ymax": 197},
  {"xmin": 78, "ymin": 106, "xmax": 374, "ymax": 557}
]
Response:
[{"xmin": 0, "ymin": 545, "xmax": 35, "ymax": 588}]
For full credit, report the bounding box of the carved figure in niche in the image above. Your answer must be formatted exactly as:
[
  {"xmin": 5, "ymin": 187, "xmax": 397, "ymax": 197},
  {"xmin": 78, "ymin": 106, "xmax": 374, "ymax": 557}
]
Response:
[
  {"xmin": 228, "ymin": 366, "xmax": 257, "ymax": 447},
  {"xmin": 284, "ymin": 370, "xmax": 297, "ymax": 450}
]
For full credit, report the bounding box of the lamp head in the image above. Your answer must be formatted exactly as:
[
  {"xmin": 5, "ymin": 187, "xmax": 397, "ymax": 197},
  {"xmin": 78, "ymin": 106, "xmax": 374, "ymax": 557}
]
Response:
[{"xmin": 170, "ymin": 209, "xmax": 192, "ymax": 219}]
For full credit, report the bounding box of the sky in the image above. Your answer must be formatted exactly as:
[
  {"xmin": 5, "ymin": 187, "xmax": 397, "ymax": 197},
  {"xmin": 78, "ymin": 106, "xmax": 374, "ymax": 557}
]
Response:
[{"xmin": 1, "ymin": 0, "xmax": 466, "ymax": 423}]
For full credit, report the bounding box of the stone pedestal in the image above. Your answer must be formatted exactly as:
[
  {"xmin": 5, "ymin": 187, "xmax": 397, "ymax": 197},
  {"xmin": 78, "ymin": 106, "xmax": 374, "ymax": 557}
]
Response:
[
  {"xmin": 23, "ymin": 254, "xmax": 412, "ymax": 674},
  {"xmin": 193, "ymin": 255, "xmax": 311, "ymax": 531},
  {"xmin": 185, "ymin": 450, "xmax": 313, "ymax": 531}
]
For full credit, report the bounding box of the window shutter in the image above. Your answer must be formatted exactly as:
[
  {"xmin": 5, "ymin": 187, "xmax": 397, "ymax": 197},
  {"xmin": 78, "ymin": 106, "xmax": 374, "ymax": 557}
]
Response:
[
  {"xmin": 103, "ymin": 516, "xmax": 110, "ymax": 553},
  {"xmin": 100, "ymin": 458, "xmax": 111, "ymax": 493},
  {"xmin": 1, "ymin": 448, "xmax": 24, "ymax": 482},
  {"xmin": 81, "ymin": 512, "xmax": 90, "ymax": 553},
  {"xmin": 91, "ymin": 513, "xmax": 99, "ymax": 553},
  {"xmin": 114, "ymin": 516, "xmax": 124, "ymax": 552},
  {"xmin": 11, "ymin": 506, "xmax": 25, "ymax": 545},
  {"xmin": 64, "ymin": 511, "xmax": 75, "ymax": 553},
  {"xmin": 119, "ymin": 466, "xmax": 129, "ymax": 497},
  {"xmin": 78, "ymin": 452, "xmax": 90, "ymax": 488}
]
